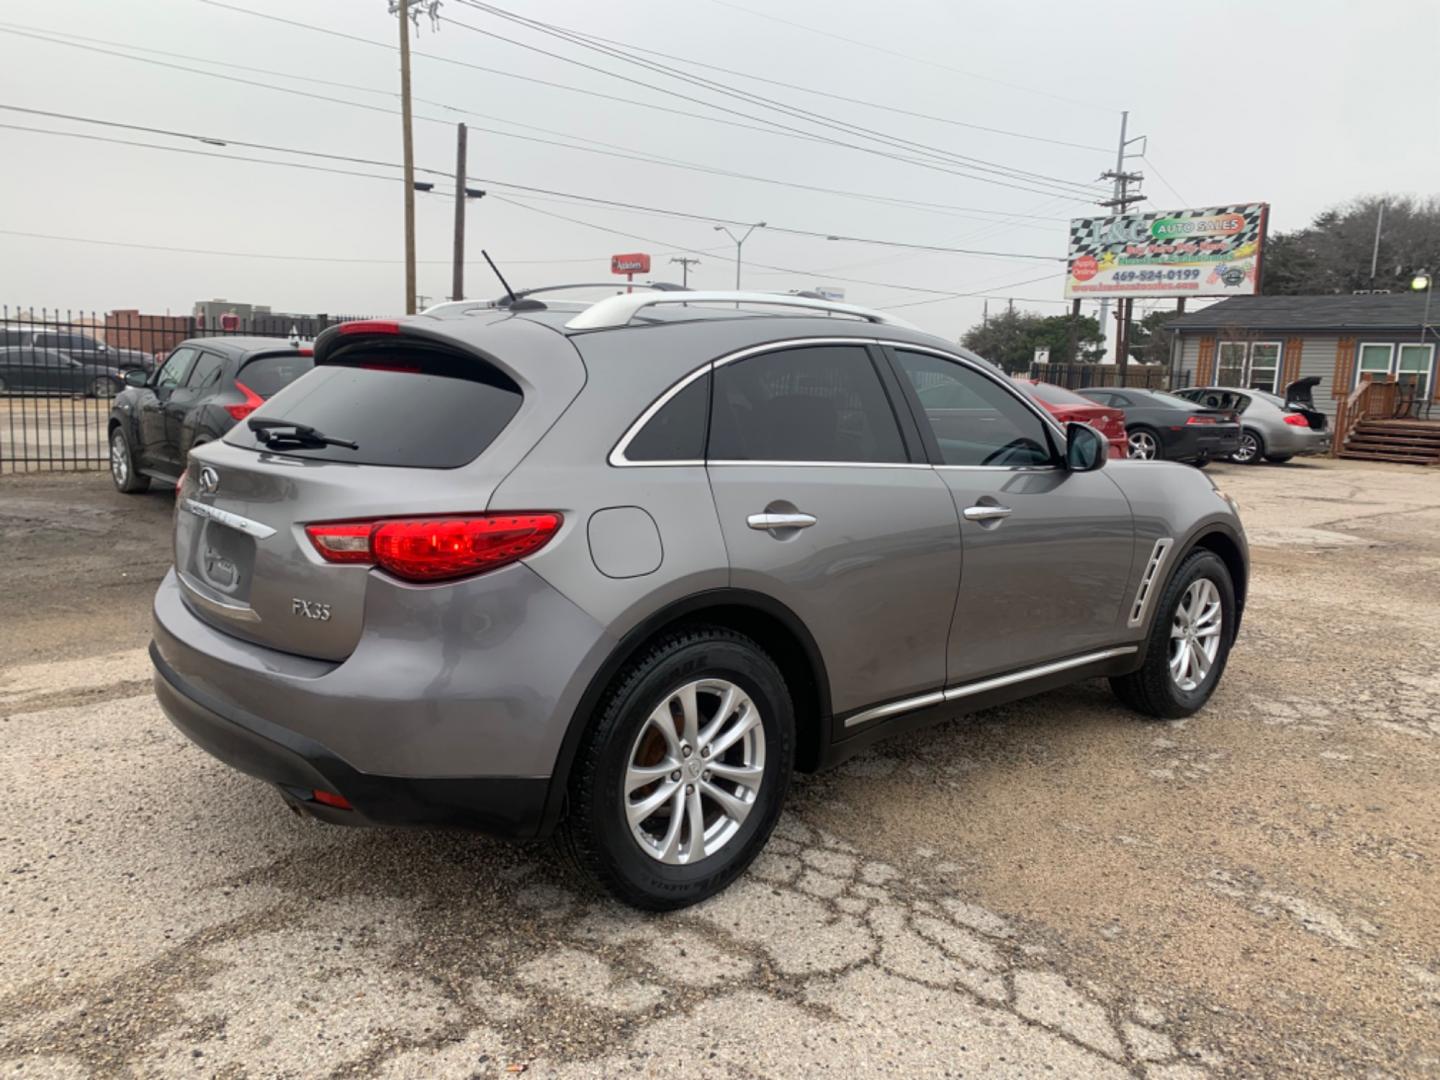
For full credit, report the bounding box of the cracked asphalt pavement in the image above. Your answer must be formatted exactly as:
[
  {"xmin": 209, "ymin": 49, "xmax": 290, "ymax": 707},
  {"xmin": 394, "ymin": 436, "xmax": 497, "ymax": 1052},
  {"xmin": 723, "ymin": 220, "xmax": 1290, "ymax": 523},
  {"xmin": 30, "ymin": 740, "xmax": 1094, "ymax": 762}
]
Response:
[{"xmin": 2, "ymin": 459, "xmax": 1439, "ymax": 1078}]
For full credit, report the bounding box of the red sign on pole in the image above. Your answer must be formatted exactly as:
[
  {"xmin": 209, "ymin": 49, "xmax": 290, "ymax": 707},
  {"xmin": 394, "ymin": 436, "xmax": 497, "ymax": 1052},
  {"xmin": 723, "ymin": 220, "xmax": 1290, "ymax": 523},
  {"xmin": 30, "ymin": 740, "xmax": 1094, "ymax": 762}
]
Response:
[{"xmin": 611, "ymin": 253, "xmax": 651, "ymax": 275}]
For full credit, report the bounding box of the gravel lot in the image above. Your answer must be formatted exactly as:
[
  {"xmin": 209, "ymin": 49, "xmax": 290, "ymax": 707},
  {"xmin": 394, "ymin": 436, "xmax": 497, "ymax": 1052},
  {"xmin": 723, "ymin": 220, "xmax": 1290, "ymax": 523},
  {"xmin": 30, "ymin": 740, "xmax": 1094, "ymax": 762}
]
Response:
[{"xmin": 2, "ymin": 459, "xmax": 1438, "ymax": 1078}]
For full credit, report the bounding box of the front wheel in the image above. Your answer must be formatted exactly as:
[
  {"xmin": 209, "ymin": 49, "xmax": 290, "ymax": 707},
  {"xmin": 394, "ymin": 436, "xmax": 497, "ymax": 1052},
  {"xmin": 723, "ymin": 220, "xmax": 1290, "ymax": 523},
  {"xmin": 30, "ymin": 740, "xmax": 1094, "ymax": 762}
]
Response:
[
  {"xmin": 1127, "ymin": 427, "xmax": 1162, "ymax": 461},
  {"xmin": 91, "ymin": 376, "xmax": 119, "ymax": 399},
  {"xmin": 561, "ymin": 626, "xmax": 795, "ymax": 910},
  {"xmin": 109, "ymin": 428, "xmax": 150, "ymax": 494},
  {"xmin": 1110, "ymin": 549, "xmax": 1235, "ymax": 719},
  {"xmin": 1230, "ymin": 429, "xmax": 1264, "ymax": 464}
]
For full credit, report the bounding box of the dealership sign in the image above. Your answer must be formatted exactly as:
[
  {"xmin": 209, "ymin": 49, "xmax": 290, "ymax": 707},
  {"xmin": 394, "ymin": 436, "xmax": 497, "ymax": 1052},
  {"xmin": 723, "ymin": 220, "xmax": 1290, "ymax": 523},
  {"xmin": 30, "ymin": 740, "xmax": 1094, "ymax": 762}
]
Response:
[
  {"xmin": 611, "ymin": 252, "xmax": 651, "ymax": 275},
  {"xmin": 1064, "ymin": 203, "xmax": 1268, "ymax": 299}
]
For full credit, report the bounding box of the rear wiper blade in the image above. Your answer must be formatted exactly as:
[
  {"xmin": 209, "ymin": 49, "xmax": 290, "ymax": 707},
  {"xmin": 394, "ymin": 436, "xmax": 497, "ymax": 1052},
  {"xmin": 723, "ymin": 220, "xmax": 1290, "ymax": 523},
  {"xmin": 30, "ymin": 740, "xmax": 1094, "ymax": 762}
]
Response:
[{"xmin": 247, "ymin": 418, "xmax": 358, "ymax": 450}]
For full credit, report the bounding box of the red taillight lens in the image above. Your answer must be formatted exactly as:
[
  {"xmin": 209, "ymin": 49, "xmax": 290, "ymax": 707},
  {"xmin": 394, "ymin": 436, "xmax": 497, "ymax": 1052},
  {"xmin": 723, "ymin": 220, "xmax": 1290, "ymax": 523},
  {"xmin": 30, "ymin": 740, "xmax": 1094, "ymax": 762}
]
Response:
[
  {"xmin": 337, "ymin": 320, "xmax": 401, "ymax": 336},
  {"xmin": 311, "ymin": 789, "xmax": 352, "ymax": 810},
  {"xmin": 1283, "ymin": 413, "xmax": 1310, "ymax": 427},
  {"xmin": 1186, "ymin": 415, "xmax": 1217, "ymax": 425},
  {"xmin": 306, "ymin": 513, "xmax": 562, "ymax": 582},
  {"xmin": 224, "ymin": 380, "xmax": 265, "ymax": 422}
]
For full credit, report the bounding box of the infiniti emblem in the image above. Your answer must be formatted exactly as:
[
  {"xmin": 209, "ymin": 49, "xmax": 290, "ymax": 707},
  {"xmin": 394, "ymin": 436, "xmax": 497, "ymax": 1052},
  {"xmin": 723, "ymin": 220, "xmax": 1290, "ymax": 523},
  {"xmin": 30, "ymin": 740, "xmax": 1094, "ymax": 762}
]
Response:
[{"xmin": 198, "ymin": 466, "xmax": 220, "ymax": 495}]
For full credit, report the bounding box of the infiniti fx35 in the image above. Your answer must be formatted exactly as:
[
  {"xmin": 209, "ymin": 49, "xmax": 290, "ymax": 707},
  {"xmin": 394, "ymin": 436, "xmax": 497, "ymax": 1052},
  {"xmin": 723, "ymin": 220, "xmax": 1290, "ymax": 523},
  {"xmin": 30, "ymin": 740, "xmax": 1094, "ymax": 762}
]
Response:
[{"xmin": 150, "ymin": 291, "xmax": 1247, "ymax": 910}]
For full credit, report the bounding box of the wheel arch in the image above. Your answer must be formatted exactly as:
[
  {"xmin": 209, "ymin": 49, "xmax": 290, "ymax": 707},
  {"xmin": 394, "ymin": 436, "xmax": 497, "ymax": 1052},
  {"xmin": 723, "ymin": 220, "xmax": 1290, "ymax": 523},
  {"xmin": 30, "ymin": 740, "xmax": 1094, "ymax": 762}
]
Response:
[
  {"xmin": 536, "ymin": 588, "xmax": 832, "ymax": 837},
  {"xmin": 1177, "ymin": 526, "xmax": 1248, "ymax": 631}
]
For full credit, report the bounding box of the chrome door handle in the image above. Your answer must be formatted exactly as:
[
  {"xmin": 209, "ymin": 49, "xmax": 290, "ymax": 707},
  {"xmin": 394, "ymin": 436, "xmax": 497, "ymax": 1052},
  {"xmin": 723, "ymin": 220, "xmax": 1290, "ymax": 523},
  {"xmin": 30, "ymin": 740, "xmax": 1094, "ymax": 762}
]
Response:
[
  {"xmin": 963, "ymin": 505, "xmax": 1012, "ymax": 522},
  {"xmin": 747, "ymin": 512, "xmax": 817, "ymax": 531}
]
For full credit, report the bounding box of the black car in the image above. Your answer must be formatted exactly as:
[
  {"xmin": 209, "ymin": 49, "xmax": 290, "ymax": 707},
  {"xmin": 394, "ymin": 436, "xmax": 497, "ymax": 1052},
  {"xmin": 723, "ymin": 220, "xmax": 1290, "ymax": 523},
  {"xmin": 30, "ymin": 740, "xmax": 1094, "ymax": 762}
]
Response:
[
  {"xmin": 107, "ymin": 337, "xmax": 313, "ymax": 493},
  {"xmin": 1075, "ymin": 387, "xmax": 1241, "ymax": 465},
  {"xmin": 0, "ymin": 327, "xmax": 155, "ymax": 373},
  {"xmin": 0, "ymin": 346, "xmax": 132, "ymax": 398}
]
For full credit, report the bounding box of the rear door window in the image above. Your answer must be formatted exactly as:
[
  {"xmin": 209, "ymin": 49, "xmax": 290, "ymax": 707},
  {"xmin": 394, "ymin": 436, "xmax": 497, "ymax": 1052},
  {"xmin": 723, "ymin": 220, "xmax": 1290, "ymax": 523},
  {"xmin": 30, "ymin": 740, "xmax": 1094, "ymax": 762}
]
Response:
[
  {"xmin": 224, "ymin": 346, "xmax": 522, "ymax": 468},
  {"xmin": 185, "ymin": 351, "xmax": 227, "ymax": 390},
  {"xmin": 238, "ymin": 352, "xmax": 315, "ymax": 397},
  {"xmin": 708, "ymin": 344, "xmax": 906, "ymax": 463}
]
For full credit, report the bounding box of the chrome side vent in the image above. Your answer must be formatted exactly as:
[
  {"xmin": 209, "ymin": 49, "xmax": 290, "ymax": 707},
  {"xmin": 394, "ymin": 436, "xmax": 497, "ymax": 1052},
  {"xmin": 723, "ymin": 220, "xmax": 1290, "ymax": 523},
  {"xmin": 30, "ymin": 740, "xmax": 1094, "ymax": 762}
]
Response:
[{"xmin": 1128, "ymin": 538, "xmax": 1173, "ymax": 627}]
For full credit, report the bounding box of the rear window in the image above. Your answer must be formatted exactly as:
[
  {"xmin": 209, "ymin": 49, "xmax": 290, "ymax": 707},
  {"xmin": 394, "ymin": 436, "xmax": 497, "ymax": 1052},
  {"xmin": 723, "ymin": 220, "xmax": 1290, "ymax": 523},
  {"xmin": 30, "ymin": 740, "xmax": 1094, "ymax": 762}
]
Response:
[
  {"xmin": 240, "ymin": 352, "xmax": 315, "ymax": 397},
  {"xmin": 1018, "ymin": 380, "xmax": 1093, "ymax": 407},
  {"xmin": 224, "ymin": 346, "xmax": 522, "ymax": 468}
]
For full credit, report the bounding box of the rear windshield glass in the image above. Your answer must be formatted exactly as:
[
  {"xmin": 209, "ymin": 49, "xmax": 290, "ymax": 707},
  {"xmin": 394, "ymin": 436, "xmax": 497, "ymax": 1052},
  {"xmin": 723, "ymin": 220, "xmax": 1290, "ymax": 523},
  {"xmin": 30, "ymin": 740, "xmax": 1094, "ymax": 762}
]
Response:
[
  {"xmin": 240, "ymin": 352, "xmax": 315, "ymax": 397},
  {"xmin": 224, "ymin": 347, "xmax": 522, "ymax": 468},
  {"xmin": 1019, "ymin": 380, "xmax": 1092, "ymax": 407}
]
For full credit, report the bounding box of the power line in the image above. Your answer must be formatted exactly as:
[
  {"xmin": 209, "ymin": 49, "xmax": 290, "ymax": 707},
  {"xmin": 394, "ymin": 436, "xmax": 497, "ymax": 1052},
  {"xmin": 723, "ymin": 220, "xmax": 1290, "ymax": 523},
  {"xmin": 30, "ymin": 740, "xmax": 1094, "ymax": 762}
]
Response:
[
  {"xmin": 449, "ymin": 0, "xmax": 1104, "ymax": 198},
  {"xmin": 1140, "ymin": 156, "xmax": 1189, "ymax": 208},
  {"xmin": 704, "ymin": 0, "xmax": 1112, "ymax": 112},
  {"xmin": 2, "ymin": 101, "xmax": 1082, "ymax": 247}
]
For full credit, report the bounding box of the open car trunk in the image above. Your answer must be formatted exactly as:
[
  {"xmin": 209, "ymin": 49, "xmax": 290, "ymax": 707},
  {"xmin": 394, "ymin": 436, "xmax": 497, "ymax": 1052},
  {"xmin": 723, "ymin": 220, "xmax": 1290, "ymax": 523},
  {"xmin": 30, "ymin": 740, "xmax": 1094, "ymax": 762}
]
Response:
[{"xmin": 1283, "ymin": 376, "xmax": 1327, "ymax": 431}]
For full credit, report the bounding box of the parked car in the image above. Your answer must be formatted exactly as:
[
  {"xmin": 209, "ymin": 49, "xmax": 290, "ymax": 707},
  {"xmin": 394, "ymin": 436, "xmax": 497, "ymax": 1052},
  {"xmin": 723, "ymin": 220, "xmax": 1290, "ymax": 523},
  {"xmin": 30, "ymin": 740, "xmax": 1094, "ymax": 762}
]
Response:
[
  {"xmin": 0, "ymin": 327, "xmax": 154, "ymax": 373},
  {"xmin": 1012, "ymin": 378, "xmax": 1128, "ymax": 459},
  {"xmin": 150, "ymin": 292, "xmax": 1247, "ymax": 910},
  {"xmin": 1075, "ymin": 387, "xmax": 1241, "ymax": 465},
  {"xmin": 1173, "ymin": 379, "xmax": 1330, "ymax": 464},
  {"xmin": 107, "ymin": 337, "xmax": 313, "ymax": 492},
  {"xmin": 0, "ymin": 346, "xmax": 131, "ymax": 397}
]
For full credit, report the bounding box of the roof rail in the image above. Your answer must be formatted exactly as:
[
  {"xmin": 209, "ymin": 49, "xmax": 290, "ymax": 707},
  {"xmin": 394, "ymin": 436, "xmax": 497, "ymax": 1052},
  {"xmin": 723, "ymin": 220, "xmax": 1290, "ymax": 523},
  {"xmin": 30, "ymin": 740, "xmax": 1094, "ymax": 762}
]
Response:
[{"xmin": 564, "ymin": 290, "xmax": 918, "ymax": 331}]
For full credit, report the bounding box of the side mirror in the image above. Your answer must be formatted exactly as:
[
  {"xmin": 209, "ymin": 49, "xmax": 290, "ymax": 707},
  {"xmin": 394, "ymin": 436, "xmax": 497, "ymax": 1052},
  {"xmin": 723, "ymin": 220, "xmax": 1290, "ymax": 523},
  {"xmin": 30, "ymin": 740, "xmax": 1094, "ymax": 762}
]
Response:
[
  {"xmin": 1065, "ymin": 422, "xmax": 1107, "ymax": 472},
  {"xmin": 124, "ymin": 369, "xmax": 149, "ymax": 387}
]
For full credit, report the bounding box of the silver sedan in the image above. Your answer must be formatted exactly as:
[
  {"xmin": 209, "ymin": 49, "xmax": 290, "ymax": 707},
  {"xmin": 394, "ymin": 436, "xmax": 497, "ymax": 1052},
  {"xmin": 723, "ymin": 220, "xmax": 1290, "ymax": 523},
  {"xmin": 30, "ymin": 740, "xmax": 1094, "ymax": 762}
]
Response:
[{"xmin": 1176, "ymin": 386, "xmax": 1330, "ymax": 464}]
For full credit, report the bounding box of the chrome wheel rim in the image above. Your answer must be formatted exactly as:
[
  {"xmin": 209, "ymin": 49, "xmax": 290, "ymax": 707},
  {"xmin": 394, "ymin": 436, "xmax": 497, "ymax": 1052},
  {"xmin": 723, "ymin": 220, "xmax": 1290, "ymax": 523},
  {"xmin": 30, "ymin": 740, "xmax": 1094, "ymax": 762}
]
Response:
[
  {"xmin": 1128, "ymin": 431, "xmax": 1157, "ymax": 460},
  {"xmin": 623, "ymin": 678, "xmax": 765, "ymax": 865},
  {"xmin": 1169, "ymin": 578, "xmax": 1222, "ymax": 691},
  {"xmin": 110, "ymin": 433, "xmax": 128, "ymax": 485},
  {"xmin": 1233, "ymin": 433, "xmax": 1258, "ymax": 463}
]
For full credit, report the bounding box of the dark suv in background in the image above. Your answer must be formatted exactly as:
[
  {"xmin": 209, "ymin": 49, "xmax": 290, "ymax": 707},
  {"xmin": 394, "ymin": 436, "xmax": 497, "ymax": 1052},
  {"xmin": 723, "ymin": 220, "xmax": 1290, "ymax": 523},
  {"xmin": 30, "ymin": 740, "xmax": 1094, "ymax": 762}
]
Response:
[{"xmin": 108, "ymin": 336, "xmax": 313, "ymax": 492}]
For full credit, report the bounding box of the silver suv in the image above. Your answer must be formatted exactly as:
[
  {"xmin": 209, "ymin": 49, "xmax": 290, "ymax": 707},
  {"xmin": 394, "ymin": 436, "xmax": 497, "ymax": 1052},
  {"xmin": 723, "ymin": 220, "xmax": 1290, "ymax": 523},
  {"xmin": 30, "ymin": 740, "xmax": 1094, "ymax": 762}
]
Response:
[{"xmin": 151, "ymin": 290, "xmax": 1247, "ymax": 910}]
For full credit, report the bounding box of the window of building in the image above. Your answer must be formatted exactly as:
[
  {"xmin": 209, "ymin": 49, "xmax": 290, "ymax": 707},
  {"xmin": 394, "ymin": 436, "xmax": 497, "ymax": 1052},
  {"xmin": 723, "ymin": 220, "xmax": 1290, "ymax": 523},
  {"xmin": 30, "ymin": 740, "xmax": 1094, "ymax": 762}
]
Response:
[{"xmin": 1357, "ymin": 343, "xmax": 1393, "ymax": 382}]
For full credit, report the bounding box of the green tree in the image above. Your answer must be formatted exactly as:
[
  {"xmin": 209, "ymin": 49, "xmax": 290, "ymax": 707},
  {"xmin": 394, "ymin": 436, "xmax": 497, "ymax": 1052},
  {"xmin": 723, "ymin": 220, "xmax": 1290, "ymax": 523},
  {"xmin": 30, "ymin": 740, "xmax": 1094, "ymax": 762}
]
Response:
[
  {"xmin": 1261, "ymin": 195, "xmax": 1440, "ymax": 295},
  {"xmin": 960, "ymin": 309, "xmax": 1102, "ymax": 371},
  {"xmin": 1128, "ymin": 310, "xmax": 1181, "ymax": 366}
]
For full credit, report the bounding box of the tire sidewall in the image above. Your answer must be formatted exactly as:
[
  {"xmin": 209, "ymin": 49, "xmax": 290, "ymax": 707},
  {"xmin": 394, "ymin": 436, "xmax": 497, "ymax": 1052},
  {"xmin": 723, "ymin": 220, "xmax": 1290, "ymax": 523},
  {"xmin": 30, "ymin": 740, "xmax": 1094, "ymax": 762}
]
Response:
[
  {"xmin": 1150, "ymin": 551, "xmax": 1236, "ymax": 713},
  {"xmin": 587, "ymin": 636, "xmax": 794, "ymax": 906}
]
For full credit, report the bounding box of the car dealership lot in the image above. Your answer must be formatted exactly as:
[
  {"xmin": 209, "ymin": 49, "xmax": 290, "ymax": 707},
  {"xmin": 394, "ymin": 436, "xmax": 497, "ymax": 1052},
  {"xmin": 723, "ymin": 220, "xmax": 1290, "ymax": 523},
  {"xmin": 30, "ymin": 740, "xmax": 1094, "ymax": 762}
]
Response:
[{"xmin": 2, "ymin": 460, "xmax": 1439, "ymax": 1078}]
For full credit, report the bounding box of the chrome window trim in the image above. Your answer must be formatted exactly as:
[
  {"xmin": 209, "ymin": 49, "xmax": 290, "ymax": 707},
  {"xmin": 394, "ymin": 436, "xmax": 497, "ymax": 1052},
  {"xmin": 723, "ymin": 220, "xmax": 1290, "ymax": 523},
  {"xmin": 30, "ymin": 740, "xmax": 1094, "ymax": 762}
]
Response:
[
  {"xmin": 177, "ymin": 570, "xmax": 262, "ymax": 623},
  {"xmin": 708, "ymin": 460, "xmax": 930, "ymax": 469},
  {"xmin": 843, "ymin": 646, "xmax": 1140, "ymax": 729},
  {"xmin": 610, "ymin": 336, "xmax": 915, "ymax": 468}
]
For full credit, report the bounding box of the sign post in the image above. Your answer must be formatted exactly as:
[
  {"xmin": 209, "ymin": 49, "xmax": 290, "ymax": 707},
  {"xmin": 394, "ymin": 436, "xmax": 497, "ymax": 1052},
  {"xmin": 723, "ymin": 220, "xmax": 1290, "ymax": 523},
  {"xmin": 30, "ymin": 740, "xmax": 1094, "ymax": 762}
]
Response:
[{"xmin": 611, "ymin": 253, "xmax": 651, "ymax": 294}]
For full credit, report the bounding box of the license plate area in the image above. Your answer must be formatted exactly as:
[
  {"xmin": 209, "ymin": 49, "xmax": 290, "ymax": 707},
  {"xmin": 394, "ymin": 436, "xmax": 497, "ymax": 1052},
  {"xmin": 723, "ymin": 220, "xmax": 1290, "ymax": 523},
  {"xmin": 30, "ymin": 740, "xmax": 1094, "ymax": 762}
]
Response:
[{"xmin": 185, "ymin": 518, "xmax": 257, "ymax": 603}]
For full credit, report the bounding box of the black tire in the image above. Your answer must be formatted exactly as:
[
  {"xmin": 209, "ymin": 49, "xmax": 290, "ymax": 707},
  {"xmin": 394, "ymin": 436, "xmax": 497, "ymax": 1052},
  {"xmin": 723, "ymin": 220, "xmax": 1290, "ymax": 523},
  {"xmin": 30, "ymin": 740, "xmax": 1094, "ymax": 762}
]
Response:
[
  {"xmin": 108, "ymin": 427, "xmax": 150, "ymax": 494},
  {"xmin": 560, "ymin": 625, "xmax": 795, "ymax": 911},
  {"xmin": 1109, "ymin": 549, "xmax": 1235, "ymax": 720},
  {"xmin": 91, "ymin": 377, "xmax": 118, "ymax": 399},
  {"xmin": 1192, "ymin": 454, "xmax": 1210, "ymax": 469},
  {"xmin": 1230, "ymin": 428, "xmax": 1264, "ymax": 465},
  {"xmin": 1264, "ymin": 453, "xmax": 1294, "ymax": 464},
  {"xmin": 1127, "ymin": 425, "xmax": 1164, "ymax": 461}
]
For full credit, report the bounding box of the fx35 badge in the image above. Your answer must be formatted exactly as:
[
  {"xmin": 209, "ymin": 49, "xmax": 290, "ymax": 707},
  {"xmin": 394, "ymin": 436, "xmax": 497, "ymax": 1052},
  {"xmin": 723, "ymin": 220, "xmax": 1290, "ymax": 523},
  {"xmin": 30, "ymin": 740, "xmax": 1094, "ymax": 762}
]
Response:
[{"xmin": 292, "ymin": 598, "xmax": 332, "ymax": 621}]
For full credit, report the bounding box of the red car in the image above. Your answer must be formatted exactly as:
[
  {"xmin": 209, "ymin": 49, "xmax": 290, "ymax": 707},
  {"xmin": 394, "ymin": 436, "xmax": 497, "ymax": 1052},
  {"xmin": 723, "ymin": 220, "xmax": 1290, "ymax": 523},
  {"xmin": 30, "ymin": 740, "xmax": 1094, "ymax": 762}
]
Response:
[{"xmin": 1012, "ymin": 379, "xmax": 1128, "ymax": 460}]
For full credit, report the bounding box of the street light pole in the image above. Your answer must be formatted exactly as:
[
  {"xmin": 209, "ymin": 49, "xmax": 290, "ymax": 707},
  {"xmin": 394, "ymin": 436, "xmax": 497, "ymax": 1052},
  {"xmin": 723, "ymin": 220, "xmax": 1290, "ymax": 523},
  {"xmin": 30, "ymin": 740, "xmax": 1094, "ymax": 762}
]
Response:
[
  {"xmin": 713, "ymin": 222, "xmax": 765, "ymax": 289},
  {"xmin": 1413, "ymin": 270, "xmax": 1433, "ymax": 345}
]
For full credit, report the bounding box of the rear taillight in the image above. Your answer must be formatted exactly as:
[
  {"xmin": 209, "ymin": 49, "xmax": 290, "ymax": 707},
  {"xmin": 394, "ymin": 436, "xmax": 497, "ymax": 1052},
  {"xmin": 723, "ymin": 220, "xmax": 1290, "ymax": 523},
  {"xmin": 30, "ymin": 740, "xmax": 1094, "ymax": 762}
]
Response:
[
  {"xmin": 1283, "ymin": 413, "xmax": 1310, "ymax": 427},
  {"xmin": 306, "ymin": 513, "xmax": 562, "ymax": 582},
  {"xmin": 224, "ymin": 380, "xmax": 264, "ymax": 422},
  {"xmin": 1186, "ymin": 415, "xmax": 1217, "ymax": 425}
]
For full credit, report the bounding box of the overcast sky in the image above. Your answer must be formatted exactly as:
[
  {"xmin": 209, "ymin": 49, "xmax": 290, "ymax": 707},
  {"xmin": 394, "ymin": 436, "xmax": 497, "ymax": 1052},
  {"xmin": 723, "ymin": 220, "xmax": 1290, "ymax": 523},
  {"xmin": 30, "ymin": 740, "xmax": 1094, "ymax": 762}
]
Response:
[{"xmin": 1, "ymin": 0, "xmax": 1436, "ymax": 341}]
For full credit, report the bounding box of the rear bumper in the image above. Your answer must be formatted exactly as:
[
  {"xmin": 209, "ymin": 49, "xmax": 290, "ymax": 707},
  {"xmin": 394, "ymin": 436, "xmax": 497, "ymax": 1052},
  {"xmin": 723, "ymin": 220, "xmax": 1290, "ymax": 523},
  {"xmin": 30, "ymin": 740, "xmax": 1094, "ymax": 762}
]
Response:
[
  {"xmin": 1263, "ymin": 424, "xmax": 1331, "ymax": 455},
  {"xmin": 152, "ymin": 642, "xmax": 549, "ymax": 836}
]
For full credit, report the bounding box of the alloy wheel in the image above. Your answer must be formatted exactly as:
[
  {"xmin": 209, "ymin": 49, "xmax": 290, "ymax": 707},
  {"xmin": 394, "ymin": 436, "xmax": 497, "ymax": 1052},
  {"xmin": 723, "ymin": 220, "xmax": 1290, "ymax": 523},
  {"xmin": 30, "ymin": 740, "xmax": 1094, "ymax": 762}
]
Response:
[
  {"xmin": 1232, "ymin": 432, "xmax": 1259, "ymax": 463},
  {"xmin": 1169, "ymin": 578, "xmax": 1222, "ymax": 691},
  {"xmin": 623, "ymin": 678, "xmax": 765, "ymax": 865},
  {"xmin": 1128, "ymin": 430, "xmax": 1158, "ymax": 460},
  {"xmin": 110, "ymin": 433, "xmax": 128, "ymax": 485}
]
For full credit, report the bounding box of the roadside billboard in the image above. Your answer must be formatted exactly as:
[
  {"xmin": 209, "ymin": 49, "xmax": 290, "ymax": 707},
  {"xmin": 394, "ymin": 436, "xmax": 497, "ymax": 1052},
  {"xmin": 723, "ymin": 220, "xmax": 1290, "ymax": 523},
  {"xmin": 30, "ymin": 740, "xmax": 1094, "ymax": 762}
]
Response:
[{"xmin": 1064, "ymin": 203, "xmax": 1268, "ymax": 299}]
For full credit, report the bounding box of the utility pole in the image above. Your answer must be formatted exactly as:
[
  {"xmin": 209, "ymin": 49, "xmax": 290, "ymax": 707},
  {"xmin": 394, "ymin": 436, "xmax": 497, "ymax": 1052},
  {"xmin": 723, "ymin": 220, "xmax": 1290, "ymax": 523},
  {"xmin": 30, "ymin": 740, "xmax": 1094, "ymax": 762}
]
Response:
[
  {"xmin": 1369, "ymin": 200, "xmax": 1386, "ymax": 283},
  {"xmin": 451, "ymin": 123, "xmax": 467, "ymax": 301},
  {"xmin": 396, "ymin": 0, "xmax": 417, "ymax": 314},
  {"xmin": 713, "ymin": 222, "xmax": 765, "ymax": 289},
  {"xmin": 669, "ymin": 256, "xmax": 701, "ymax": 287},
  {"xmin": 1097, "ymin": 110, "xmax": 1146, "ymax": 376}
]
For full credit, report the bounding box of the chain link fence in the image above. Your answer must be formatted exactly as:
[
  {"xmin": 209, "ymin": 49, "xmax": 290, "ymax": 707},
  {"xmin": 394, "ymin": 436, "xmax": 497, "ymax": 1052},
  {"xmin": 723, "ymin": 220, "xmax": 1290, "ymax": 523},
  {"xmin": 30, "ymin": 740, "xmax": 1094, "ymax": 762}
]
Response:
[{"xmin": 1, "ymin": 307, "xmax": 369, "ymax": 473}]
